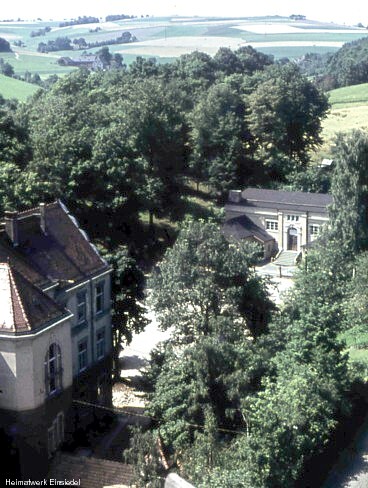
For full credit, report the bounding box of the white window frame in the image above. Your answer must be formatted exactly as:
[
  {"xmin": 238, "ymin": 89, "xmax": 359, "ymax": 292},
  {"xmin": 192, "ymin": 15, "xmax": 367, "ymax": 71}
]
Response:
[
  {"xmin": 44, "ymin": 343, "xmax": 62, "ymax": 396},
  {"xmin": 78, "ymin": 338, "xmax": 88, "ymax": 372},
  {"xmin": 310, "ymin": 224, "xmax": 320, "ymax": 236},
  {"xmin": 77, "ymin": 290, "xmax": 87, "ymax": 324},
  {"xmin": 95, "ymin": 281, "xmax": 105, "ymax": 315},
  {"xmin": 286, "ymin": 214, "xmax": 299, "ymax": 222},
  {"xmin": 266, "ymin": 220, "xmax": 278, "ymax": 231}
]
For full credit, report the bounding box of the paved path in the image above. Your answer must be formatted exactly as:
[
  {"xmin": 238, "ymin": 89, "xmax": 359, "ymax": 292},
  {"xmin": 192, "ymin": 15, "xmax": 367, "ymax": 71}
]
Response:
[
  {"xmin": 323, "ymin": 416, "xmax": 368, "ymax": 488},
  {"xmin": 256, "ymin": 261, "xmax": 296, "ymax": 305}
]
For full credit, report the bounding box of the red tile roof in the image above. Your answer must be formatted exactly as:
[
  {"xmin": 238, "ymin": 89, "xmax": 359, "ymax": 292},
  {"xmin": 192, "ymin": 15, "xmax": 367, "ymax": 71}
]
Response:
[{"xmin": 0, "ymin": 263, "xmax": 68, "ymax": 333}]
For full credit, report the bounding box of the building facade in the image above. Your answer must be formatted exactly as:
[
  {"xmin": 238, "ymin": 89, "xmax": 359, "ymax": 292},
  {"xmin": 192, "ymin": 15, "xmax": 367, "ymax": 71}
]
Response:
[
  {"xmin": 224, "ymin": 188, "xmax": 332, "ymax": 258},
  {"xmin": 0, "ymin": 201, "xmax": 113, "ymax": 480}
]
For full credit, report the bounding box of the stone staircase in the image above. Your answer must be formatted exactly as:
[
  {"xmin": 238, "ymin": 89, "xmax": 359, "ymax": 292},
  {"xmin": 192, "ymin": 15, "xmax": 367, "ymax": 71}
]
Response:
[
  {"xmin": 273, "ymin": 250, "xmax": 300, "ymax": 267},
  {"xmin": 48, "ymin": 453, "xmax": 134, "ymax": 488}
]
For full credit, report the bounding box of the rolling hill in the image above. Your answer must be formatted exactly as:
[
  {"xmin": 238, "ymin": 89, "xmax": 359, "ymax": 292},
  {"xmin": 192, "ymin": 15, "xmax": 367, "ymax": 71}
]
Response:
[
  {"xmin": 0, "ymin": 15, "xmax": 366, "ymax": 77},
  {"xmin": 0, "ymin": 73, "xmax": 40, "ymax": 101}
]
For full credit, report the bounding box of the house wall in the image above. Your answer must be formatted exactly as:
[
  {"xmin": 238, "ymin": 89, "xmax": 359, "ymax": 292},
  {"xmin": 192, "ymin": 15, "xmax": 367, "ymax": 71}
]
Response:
[
  {"xmin": 226, "ymin": 204, "xmax": 329, "ymax": 253},
  {"xmin": 58, "ymin": 271, "xmax": 112, "ymax": 377},
  {"xmin": 0, "ymin": 318, "xmax": 73, "ymax": 412}
]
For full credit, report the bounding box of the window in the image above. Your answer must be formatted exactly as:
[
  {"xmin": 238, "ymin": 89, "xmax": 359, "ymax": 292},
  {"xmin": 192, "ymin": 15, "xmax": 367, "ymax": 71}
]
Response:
[
  {"xmin": 96, "ymin": 328, "xmax": 105, "ymax": 360},
  {"xmin": 310, "ymin": 225, "xmax": 320, "ymax": 236},
  {"xmin": 48, "ymin": 412, "xmax": 64, "ymax": 458},
  {"xmin": 95, "ymin": 282, "xmax": 104, "ymax": 314},
  {"xmin": 286, "ymin": 214, "xmax": 299, "ymax": 222},
  {"xmin": 78, "ymin": 339, "xmax": 88, "ymax": 372},
  {"xmin": 44, "ymin": 343, "xmax": 62, "ymax": 395},
  {"xmin": 77, "ymin": 291, "xmax": 87, "ymax": 324},
  {"xmin": 266, "ymin": 220, "xmax": 278, "ymax": 231}
]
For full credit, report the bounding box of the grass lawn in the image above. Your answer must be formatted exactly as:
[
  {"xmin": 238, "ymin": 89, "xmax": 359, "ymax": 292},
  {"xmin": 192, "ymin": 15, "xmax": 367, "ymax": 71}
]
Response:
[
  {"xmin": 0, "ymin": 73, "xmax": 40, "ymax": 101},
  {"xmin": 328, "ymin": 82, "xmax": 368, "ymax": 107}
]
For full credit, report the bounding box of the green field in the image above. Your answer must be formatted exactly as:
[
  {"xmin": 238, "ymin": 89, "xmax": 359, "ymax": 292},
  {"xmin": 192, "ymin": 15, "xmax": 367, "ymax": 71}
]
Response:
[
  {"xmin": 0, "ymin": 73, "xmax": 39, "ymax": 101},
  {"xmin": 328, "ymin": 82, "xmax": 368, "ymax": 107},
  {"xmin": 321, "ymin": 83, "xmax": 368, "ymax": 146}
]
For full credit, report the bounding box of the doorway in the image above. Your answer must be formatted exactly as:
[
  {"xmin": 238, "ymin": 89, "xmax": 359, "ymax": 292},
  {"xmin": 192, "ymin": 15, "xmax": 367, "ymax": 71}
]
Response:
[{"xmin": 287, "ymin": 227, "xmax": 298, "ymax": 251}]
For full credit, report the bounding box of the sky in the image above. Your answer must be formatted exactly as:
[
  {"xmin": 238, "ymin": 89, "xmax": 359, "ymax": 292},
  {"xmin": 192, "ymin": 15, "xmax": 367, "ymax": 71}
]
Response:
[{"xmin": 2, "ymin": 0, "xmax": 368, "ymax": 26}]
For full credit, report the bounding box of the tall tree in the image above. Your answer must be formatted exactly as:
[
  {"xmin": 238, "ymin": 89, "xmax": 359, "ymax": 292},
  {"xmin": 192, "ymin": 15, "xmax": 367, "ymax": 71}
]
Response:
[
  {"xmin": 329, "ymin": 130, "xmax": 368, "ymax": 254},
  {"xmin": 149, "ymin": 220, "xmax": 273, "ymax": 341},
  {"xmin": 247, "ymin": 64, "xmax": 329, "ymax": 179},
  {"xmin": 190, "ymin": 81, "xmax": 254, "ymax": 197}
]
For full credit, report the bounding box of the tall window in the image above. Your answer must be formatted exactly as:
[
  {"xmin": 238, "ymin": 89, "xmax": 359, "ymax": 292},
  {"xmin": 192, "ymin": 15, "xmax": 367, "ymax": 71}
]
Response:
[
  {"xmin": 96, "ymin": 328, "xmax": 105, "ymax": 360},
  {"xmin": 44, "ymin": 343, "xmax": 62, "ymax": 395},
  {"xmin": 78, "ymin": 339, "xmax": 88, "ymax": 372},
  {"xmin": 77, "ymin": 291, "xmax": 86, "ymax": 324},
  {"xmin": 95, "ymin": 282, "xmax": 104, "ymax": 314},
  {"xmin": 286, "ymin": 214, "xmax": 299, "ymax": 222}
]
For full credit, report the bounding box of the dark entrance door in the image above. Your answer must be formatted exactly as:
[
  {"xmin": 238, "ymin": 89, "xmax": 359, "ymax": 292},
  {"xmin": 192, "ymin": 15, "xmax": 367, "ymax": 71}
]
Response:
[{"xmin": 287, "ymin": 227, "xmax": 298, "ymax": 251}]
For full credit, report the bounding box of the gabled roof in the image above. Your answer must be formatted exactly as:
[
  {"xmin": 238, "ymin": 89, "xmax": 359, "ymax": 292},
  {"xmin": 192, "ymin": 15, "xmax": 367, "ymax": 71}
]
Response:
[
  {"xmin": 223, "ymin": 214, "xmax": 274, "ymax": 243},
  {"xmin": 0, "ymin": 201, "xmax": 109, "ymax": 291},
  {"xmin": 229, "ymin": 187, "xmax": 332, "ymax": 214},
  {"xmin": 0, "ymin": 263, "xmax": 68, "ymax": 333}
]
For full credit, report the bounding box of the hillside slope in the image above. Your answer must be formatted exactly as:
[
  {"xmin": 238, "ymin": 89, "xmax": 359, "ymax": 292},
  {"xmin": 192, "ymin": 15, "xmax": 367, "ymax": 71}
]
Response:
[{"xmin": 0, "ymin": 74, "xmax": 39, "ymax": 101}]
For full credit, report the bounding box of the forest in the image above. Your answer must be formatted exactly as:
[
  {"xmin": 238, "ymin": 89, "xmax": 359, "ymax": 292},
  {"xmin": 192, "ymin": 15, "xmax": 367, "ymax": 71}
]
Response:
[
  {"xmin": 1, "ymin": 45, "xmax": 368, "ymax": 486},
  {"xmin": 298, "ymin": 35, "xmax": 368, "ymax": 90}
]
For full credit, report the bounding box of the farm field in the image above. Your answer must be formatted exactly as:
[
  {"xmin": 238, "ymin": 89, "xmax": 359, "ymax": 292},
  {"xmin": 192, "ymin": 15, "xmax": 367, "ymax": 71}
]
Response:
[
  {"xmin": 321, "ymin": 83, "xmax": 368, "ymax": 145},
  {"xmin": 0, "ymin": 15, "xmax": 366, "ymax": 76},
  {"xmin": 0, "ymin": 73, "xmax": 39, "ymax": 101}
]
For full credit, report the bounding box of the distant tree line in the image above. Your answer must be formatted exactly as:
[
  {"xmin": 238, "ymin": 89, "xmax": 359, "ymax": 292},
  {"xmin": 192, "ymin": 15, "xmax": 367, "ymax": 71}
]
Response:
[
  {"xmin": 37, "ymin": 36, "xmax": 73, "ymax": 53},
  {"xmin": 58, "ymin": 16, "xmax": 99, "ymax": 28},
  {"xmin": 38, "ymin": 32, "xmax": 137, "ymax": 53},
  {"xmin": 30, "ymin": 26, "xmax": 51, "ymax": 38},
  {"xmin": 298, "ymin": 35, "xmax": 368, "ymax": 89},
  {"xmin": 105, "ymin": 14, "xmax": 136, "ymax": 22},
  {"xmin": 80, "ymin": 32, "xmax": 137, "ymax": 49}
]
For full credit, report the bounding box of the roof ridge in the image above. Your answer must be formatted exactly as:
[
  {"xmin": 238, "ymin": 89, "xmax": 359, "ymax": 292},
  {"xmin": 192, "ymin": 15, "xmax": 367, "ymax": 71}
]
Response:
[
  {"xmin": 0, "ymin": 262, "xmax": 30, "ymax": 331},
  {"xmin": 8, "ymin": 264, "xmax": 31, "ymax": 330}
]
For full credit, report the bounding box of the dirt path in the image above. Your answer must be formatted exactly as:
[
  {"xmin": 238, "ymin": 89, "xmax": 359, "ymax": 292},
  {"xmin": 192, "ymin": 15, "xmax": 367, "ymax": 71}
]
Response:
[{"xmin": 113, "ymin": 306, "xmax": 172, "ymax": 409}]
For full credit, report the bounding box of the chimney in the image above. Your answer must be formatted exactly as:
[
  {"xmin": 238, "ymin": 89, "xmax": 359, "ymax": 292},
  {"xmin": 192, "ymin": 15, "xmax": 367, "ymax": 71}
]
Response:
[
  {"xmin": 40, "ymin": 203, "xmax": 47, "ymax": 234},
  {"xmin": 5, "ymin": 211, "xmax": 19, "ymax": 246},
  {"xmin": 228, "ymin": 190, "xmax": 242, "ymax": 203}
]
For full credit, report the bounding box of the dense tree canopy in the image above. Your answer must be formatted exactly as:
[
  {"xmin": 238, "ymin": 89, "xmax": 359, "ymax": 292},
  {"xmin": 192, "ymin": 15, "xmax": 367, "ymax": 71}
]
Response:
[
  {"xmin": 149, "ymin": 220, "xmax": 273, "ymax": 341},
  {"xmin": 329, "ymin": 130, "xmax": 368, "ymax": 254}
]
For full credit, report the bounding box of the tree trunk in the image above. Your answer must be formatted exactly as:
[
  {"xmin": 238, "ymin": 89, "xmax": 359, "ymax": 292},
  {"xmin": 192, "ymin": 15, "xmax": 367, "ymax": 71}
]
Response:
[{"xmin": 149, "ymin": 210, "xmax": 154, "ymax": 228}]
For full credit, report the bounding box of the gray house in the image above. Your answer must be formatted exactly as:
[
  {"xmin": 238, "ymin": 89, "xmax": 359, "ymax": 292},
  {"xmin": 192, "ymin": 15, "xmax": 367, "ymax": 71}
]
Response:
[
  {"xmin": 0, "ymin": 201, "xmax": 112, "ymax": 480},
  {"xmin": 224, "ymin": 188, "xmax": 332, "ymax": 258}
]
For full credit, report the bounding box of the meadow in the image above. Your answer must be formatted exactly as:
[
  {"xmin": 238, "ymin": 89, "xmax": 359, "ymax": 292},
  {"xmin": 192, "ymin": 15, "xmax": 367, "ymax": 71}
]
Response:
[
  {"xmin": 0, "ymin": 73, "xmax": 39, "ymax": 101},
  {"xmin": 321, "ymin": 83, "xmax": 368, "ymax": 145}
]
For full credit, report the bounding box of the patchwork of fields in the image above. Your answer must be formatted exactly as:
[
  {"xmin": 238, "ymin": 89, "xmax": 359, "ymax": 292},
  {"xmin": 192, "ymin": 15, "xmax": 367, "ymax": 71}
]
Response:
[{"xmin": 0, "ymin": 15, "xmax": 366, "ymax": 70}]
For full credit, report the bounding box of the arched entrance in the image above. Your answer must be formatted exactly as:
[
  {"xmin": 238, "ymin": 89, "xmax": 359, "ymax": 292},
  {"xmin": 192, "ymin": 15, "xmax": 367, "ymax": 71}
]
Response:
[{"xmin": 287, "ymin": 227, "xmax": 298, "ymax": 251}]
